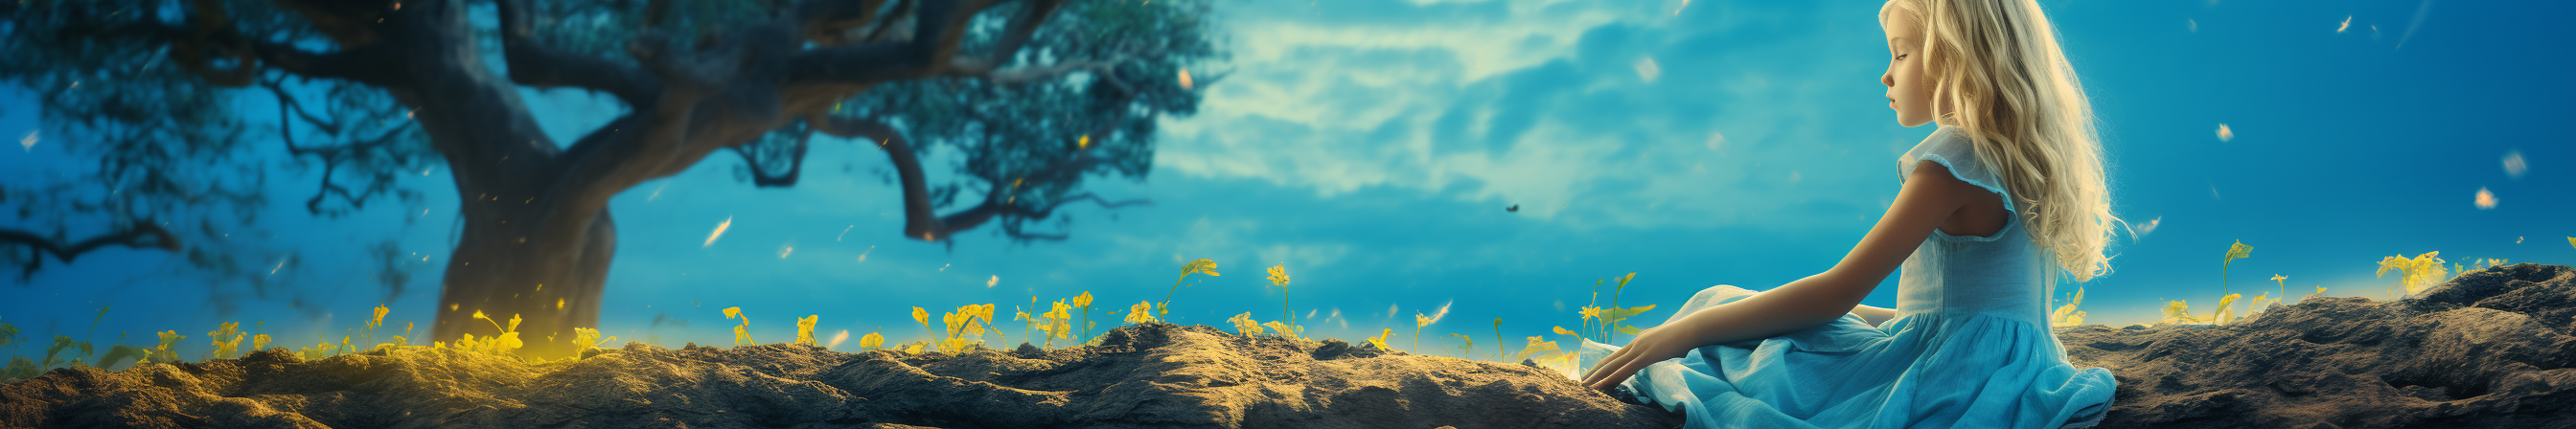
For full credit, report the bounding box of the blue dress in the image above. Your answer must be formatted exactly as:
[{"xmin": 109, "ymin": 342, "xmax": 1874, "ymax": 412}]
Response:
[{"xmin": 1578, "ymin": 125, "xmax": 2116, "ymax": 428}]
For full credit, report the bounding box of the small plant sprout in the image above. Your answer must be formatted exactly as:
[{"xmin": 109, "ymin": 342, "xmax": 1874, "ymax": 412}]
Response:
[
  {"xmin": 1125, "ymin": 301, "xmax": 1159, "ymax": 325},
  {"xmin": 571, "ymin": 327, "xmax": 616, "ymax": 356},
  {"xmin": 1412, "ymin": 301, "xmax": 1448, "ymax": 352},
  {"xmin": 795, "ymin": 315, "xmax": 820, "ymax": 347},
  {"xmin": 1039, "ymin": 301, "xmax": 1073, "ymax": 349},
  {"xmin": 2049, "ymin": 287, "xmax": 2086, "ymax": 327},
  {"xmin": 1262, "ymin": 321, "xmax": 1301, "ymax": 341},
  {"xmin": 2377, "ymin": 251, "xmax": 2449, "ymax": 298},
  {"xmin": 1161, "ymin": 259, "xmax": 1221, "ymax": 320},
  {"xmin": 207, "ymin": 322, "xmax": 243, "ymax": 360},
  {"xmin": 859, "ymin": 332, "xmax": 884, "ymax": 351},
  {"xmin": 454, "ymin": 311, "xmax": 526, "ymax": 356},
  {"xmin": 2220, "ymin": 240, "xmax": 2253, "ymax": 317},
  {"xmin": 1593, "ymin": 273, "xmax": 1657, "ymax": 345},
  {"xmin": 723, "ymin": 306, "xmax": 754, "ymax": 347},
  {"xmin": 2210, "ymin": 293, "xmax": 2242, "ymax": 326},
  {"xmin": 1070, "ymin": 291, "xmax": 1094, "ymax": 343},
  {"xmin": 1228, "ymin": 312, "xmax": 1263, "ymax": 336},
  {"xmin": 1268, "ymin": 263, "xmax": 1293, "ymax": 334},
  {"xmin": 1365, "ymin": 328, "xmax": 1392, "ymax": 351},
  {"xmin": 1491, "ymin": 318, "xmax": 1506, "ymax": 359},
  {"xmin": 912, "ymin": 306, "xmax": 934, "ymax": 352},
  {"xmin": 1514, "ymin": 336, "xmax": 1562, "ymax": 364},
  {"xmin": 2272, "ymin": 274, "xmax": 2290, "ymax": 301},
  {"xmin": 2159, "ymin": 301, "xmax": 2203, "ymax": 326},
  {"xmin": 150, "ymin": 330, "xmax": 184, "ymax": 364},
  {"xmin": 1448, "ymin": 333, "xmax": 1475, "ymax": 358}
]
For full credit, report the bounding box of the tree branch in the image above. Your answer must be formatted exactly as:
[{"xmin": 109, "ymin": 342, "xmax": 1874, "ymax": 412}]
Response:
[
  {"xmin": 730, "ymin": 127, "xmax": 816, "ymax": 187},
  {"xmin": 114, "ymin": 0, "xmax": 412, "ymax": 87},
  {"xmin": 496, "ymin": 0, "xmax": 662, "ymax": 107},
  {"xmin": 942, "ymin": 0, "xmax": 1066, "ymax": 78},
  {"xmin": 0, "ymin": 221, "xmax": 181, "ymax": 281},
  {"xmin": 787, "ymin": 0, "xmax": 988, "ymax": 84}
]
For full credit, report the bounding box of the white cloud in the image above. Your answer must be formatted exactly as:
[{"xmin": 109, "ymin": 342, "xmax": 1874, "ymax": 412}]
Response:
[{"xmin": 1161, "ymin": 1, "xmax": 1903, "ymax": 231}]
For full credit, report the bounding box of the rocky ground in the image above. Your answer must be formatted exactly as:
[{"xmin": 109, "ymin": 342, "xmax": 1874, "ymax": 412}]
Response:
[
  {"xmin": 4, "ymin": 263, "xmax": 2570, "ymax": 429},
  {"xmin": 2058, "ymin": 262, "xmax": 2576, "ymax": 429}
]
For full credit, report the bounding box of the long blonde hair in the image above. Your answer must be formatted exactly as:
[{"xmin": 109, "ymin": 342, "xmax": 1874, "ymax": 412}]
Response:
[{"xmin": 1881, "ymin": 0, "xmax": 2120, "ymax": 282}]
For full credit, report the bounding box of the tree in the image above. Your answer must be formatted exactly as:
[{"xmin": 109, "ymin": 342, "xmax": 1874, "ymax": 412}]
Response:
[{"xmin": 0, "ymin": 0, "xmax": 1221, "ymax": 359}]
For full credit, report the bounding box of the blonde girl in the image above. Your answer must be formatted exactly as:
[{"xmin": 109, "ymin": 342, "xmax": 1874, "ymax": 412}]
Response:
[{"xmin": 1576, "ymin": 0, "xmax": 2121, "ymax": 427}]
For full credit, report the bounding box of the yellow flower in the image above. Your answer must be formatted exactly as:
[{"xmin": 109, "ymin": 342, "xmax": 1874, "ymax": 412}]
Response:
[
  {"xmin": 371, "ymin": 305, "xmax": 389, "ymax": 328},
  {"xmin": 903, "ymin": 342, "xmax": 924, "ymax": 354},
  {"xmin": 252, "ymin": 334, "xmax": 271, "ymax": 352},
  {"xmin": 860, "ymin": 332, "xmax": 884, "ymax": 350},
  {"xmin": 795, "ymin": 315, "xmax": 820, "ymax": 346},
  {"xmin": 1228, "ymin": 312, "xmax": 1262, "ymax": 336},
  {"xmin": 1125, "ymin": 301, "xmax": 1159, "ymax": 324},
  {"xmin": 1182, "ymin": 259, "xmax": 1221, "ymax": 278},
  {"xmin": 724, "ymin": 306, "xmax": 743, "ymax": 320},
  {"xmin": 1070, "ymin": 291, "xmax": 1093, "ymax": 309},
  {"xmin": 911, "ymin": 306, "xmax": 929, "ymax": 326},
  {"xmin": 1267, "ymin": 264, "xmax": 1290, "ymax": 286}
]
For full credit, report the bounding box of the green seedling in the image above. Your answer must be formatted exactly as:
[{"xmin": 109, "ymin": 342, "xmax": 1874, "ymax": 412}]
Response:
[{"xmin": 1160, "ymin": 259, "xmax": 1221, "ymax": 321}]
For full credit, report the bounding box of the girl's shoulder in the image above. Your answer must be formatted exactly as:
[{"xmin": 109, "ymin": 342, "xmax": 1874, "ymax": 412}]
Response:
[{"xmin": 1898, "ymin": 126, "xmax": 2012, "ymax": 205}]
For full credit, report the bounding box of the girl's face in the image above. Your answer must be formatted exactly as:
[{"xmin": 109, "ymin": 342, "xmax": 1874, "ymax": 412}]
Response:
[{"xmin": 1880, "ymin": 9, "xmax": 1938, "ymax": 127}]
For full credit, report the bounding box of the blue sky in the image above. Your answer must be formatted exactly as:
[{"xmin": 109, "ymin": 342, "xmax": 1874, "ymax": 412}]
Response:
[{"xmin": 3, "ymin": 0, "xmax": 2570, "ymax": 359}]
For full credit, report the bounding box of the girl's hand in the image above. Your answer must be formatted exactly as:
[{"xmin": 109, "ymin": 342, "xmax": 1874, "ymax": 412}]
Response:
[{"xmin": 1579, "ymin": 325, "xmax": 1696, "ymax": 392}]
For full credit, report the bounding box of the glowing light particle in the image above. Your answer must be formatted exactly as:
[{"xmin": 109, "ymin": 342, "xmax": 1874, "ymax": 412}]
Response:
[
  {"xmin": 1179, "ymin": 68, "xmax": 1193, "ymax": 90},
  {"xmin": 704, "ymin": 215, "xmax": 732, "ymax": 247},
  {"xmin": 779, "ymin": 245, "xmax": 794, "ymax": 259},
  {"xmin": 2337, "ymin": 15, "xmax": 2351, "ymax": 33},
  {"xmin": 2473, "ymin": 188, "xmax": 2496, "ymax": 210},
  {"xmin": 2501, "ymin": 150, "xmax": 2526, "ymax": 178},
  {"xmin": 987, "ymin": 275, "xmax": 999, "ymax": 288},
  {"xmin": 18, "ymin": 130, "xmax": 34, "ymax": 151},
  {"xmin": 2216, "ymin": 124, "xmax": 2233, "ymax": 142}
]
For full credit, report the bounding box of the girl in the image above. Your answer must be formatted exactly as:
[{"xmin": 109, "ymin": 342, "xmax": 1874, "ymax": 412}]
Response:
[{"xmin": 1576, "ymin": 1, "xmax": 2121, "ymax": 428}]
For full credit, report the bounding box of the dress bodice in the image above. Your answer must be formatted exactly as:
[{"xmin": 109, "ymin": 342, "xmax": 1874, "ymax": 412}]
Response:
[{"xmin": 1894, "ymin": 125, "xmax": 2058, "ymax": 327}]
